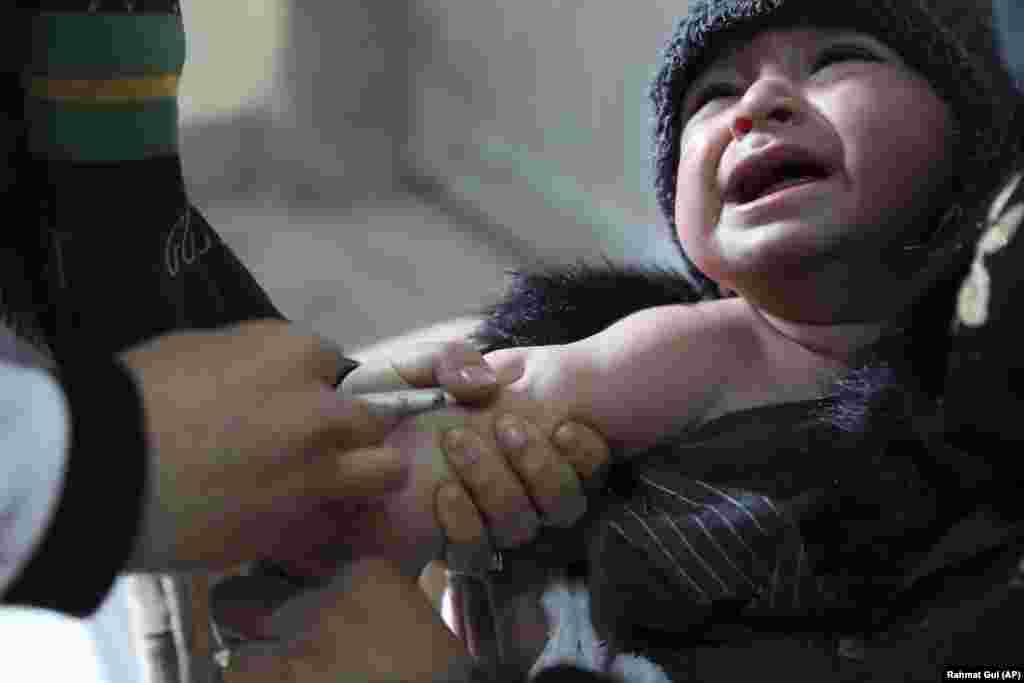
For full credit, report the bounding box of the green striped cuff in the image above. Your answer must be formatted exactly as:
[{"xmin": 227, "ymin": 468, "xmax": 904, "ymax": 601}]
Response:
[
  {"xmin": 26, "ymin": 97, "xmax": 178, "ymax": 162},
  {"xmin": 27, "ymin": 11, "xmax": 186, "ymax": 78},
  {"xmin": 23, "ymin": 11, "xmax": 184, "ymax": 161}
]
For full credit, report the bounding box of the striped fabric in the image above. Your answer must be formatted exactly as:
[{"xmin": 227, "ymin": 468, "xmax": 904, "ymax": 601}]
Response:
[
  {"xmin": 576, "ymin": 400, "xmax": 854, "ymax": 646},
  {"xmin": 23, "ymin": 9, "xmax": 185, "ymax": 161},
  {"xmin": 603, "ymin": 473, "xmax": 825, "ymax": 614}
]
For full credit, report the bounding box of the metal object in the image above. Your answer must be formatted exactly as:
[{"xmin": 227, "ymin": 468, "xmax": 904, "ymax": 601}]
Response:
[
  {"xmin": 446, "ymin": 545, "xmax": 504, "ymax": 578},
  {"xmin": 332, "ymin": 356, "xmax": 361, "ymax": 389},
  {"xmin": 354, "ymin": 387, "xmax": 454, "ymax": 419},
  {"xmin": 208, "ymin": 572, "xmax": 307, "ymax": 671}
]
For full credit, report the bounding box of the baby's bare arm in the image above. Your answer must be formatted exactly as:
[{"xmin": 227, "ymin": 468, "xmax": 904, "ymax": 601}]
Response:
[{"xmin": 487, "ymin": 299, "xmax": 755, "ymax": 453}]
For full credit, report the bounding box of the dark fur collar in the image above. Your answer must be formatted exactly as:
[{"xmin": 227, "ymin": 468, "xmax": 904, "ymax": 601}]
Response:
[{"xmin": 471, "ymin": 260, "xmax": 703, "ymax": 352}]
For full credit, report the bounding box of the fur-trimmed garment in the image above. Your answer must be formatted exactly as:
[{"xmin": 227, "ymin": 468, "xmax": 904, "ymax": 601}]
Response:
[{"xmin": 458, "ymin": 188, "xmax": 1024, "ymax": 682}]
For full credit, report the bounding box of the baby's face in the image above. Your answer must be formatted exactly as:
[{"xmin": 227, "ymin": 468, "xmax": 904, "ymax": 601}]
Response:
[{"xmin": 673, "ymin": 28, "xmax": 955, "ymax": 323}]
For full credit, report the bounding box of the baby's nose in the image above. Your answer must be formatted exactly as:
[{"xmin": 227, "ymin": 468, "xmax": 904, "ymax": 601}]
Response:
[
  {"xmin": 767, "ymin": 103, "xmax": 797, "ymax": 123},
  {"xmin": 732, "ymin": 96, "xmax": 803, "ymax": 140}
]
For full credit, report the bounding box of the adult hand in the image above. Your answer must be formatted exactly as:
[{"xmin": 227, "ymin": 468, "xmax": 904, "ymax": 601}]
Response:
[
  {"xmin": 221, "ymin": 558, "xmax": 475, "ymax": 682},
  {"xmin": 345, "ymin": 340, "xmax": 611, "ymax": 551},
  {"xmin": 119, "ymin": 319, "xmax": 415, "ymax": 572},
  {"xmin": 200, "ymin": 336, "xmax": 610, "ymax": 659},
  {"xmin": 266, "ymin": 339, "xmax": 610, "ymax": 581}
]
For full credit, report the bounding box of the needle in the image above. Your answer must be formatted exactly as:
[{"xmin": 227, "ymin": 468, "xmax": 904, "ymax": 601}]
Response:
[{"xmin": 348, "ymin": 388, "xmax": 455, "ymax": 419}]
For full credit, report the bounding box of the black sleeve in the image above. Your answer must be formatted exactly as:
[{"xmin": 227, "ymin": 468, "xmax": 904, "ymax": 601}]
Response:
[{"xmin": 3, "ymin": 353, "xmax": 149, "ymax": 618}]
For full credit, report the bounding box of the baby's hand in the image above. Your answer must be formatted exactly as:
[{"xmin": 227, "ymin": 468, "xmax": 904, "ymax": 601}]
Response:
[
  {"xmin": 436, "ymin": 402, "xmax": 609, "ymax": 555},
  {"xmin": 309, "ymin": 392, "xmax": 607, "ymax": 577},
  {"xmin": 432, "ymin": 347, "xmax": 609, "ymax": 571},
  {"xmin": 439, "ymin": 377, "xmax": 603, "ymax": 525}
]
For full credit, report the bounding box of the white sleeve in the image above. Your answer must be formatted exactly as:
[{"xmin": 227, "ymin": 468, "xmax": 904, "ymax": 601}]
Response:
[{"xmin": 0, "ymin": 361, "xmax": 71, "ymax": 597}]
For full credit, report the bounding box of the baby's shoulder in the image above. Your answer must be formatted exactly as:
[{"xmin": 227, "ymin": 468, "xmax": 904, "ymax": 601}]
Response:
[
  {"xmin": 711, "ymin": 305, "xmax": 845, "ymax": 416},
  {"xmin": 602, "ymin": 297, "xmax": 752, "ymax": 342}
]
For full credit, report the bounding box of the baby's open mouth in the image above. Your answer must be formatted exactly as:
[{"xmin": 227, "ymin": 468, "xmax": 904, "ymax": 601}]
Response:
[
  {"xmin": 732, "ymin": 160, "xmax": 831, "ymax": 205},
  {"xmin": 723, "ymin": 145, "xmax": 835, "ymax": 207}
]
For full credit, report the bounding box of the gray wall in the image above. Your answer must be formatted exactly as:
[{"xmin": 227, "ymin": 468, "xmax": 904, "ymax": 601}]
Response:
[
  {"xmin": 406, "ymin": 1, "xmax": 685, "ymax": 265},
  {"xmin": 178, "ymin": 1, "xmax": 690, "ymax": 350},
  {"xmin": 268, "ymin": 2, "xmax": 413, "ymax": 198},
  {"xmin": 182, "ymin": 1, "xmax": 687, "ymax": 266},
  {"xmin": 181, "ymin": 1, "xmax": 411, "ymax": 204}
]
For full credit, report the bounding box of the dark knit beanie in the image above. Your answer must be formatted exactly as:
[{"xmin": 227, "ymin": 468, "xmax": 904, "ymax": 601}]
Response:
[{"xmin": 651, "ymin": 0, "xmax": 1024, "ymax": 296}]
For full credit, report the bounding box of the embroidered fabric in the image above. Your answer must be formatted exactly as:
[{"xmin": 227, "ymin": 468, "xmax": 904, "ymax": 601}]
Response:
[{"xmin": 528, "ymin": 579, "xmax": 671, "ymax": 683}]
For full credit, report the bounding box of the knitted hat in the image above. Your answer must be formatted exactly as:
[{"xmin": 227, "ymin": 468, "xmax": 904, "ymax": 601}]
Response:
[{"xmin": 651, "ymin": 0, "xmax": 1024, "ymax": 296}]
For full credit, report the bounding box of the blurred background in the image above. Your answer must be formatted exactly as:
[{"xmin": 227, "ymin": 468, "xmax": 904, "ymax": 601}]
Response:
[
  {"xmin": 6, "ymin": 4, "xmax": 695, "ymax": 682},
  {"xmin": 177, "ymin": 0, "xmax": 688, "ymax": 354}
]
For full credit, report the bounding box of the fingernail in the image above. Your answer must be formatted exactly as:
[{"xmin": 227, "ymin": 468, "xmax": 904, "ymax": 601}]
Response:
[
  {"xmin": 497, "ymin": 416, "xmax": 529, "ymax": 451},
  {"xmin": 438, "ymin": 480, "xmax": 466, "ymax": 508},
  {"xmin": 444, "ymin": 429, "xmax": 482, "ymax": 467},
  {"xmin": 459, "ymin": 365, "xmax": 498, "ymax": 386},
  {"xmin": 554, "ymin": 424, "xmax": 576, "ymax": 450}
]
